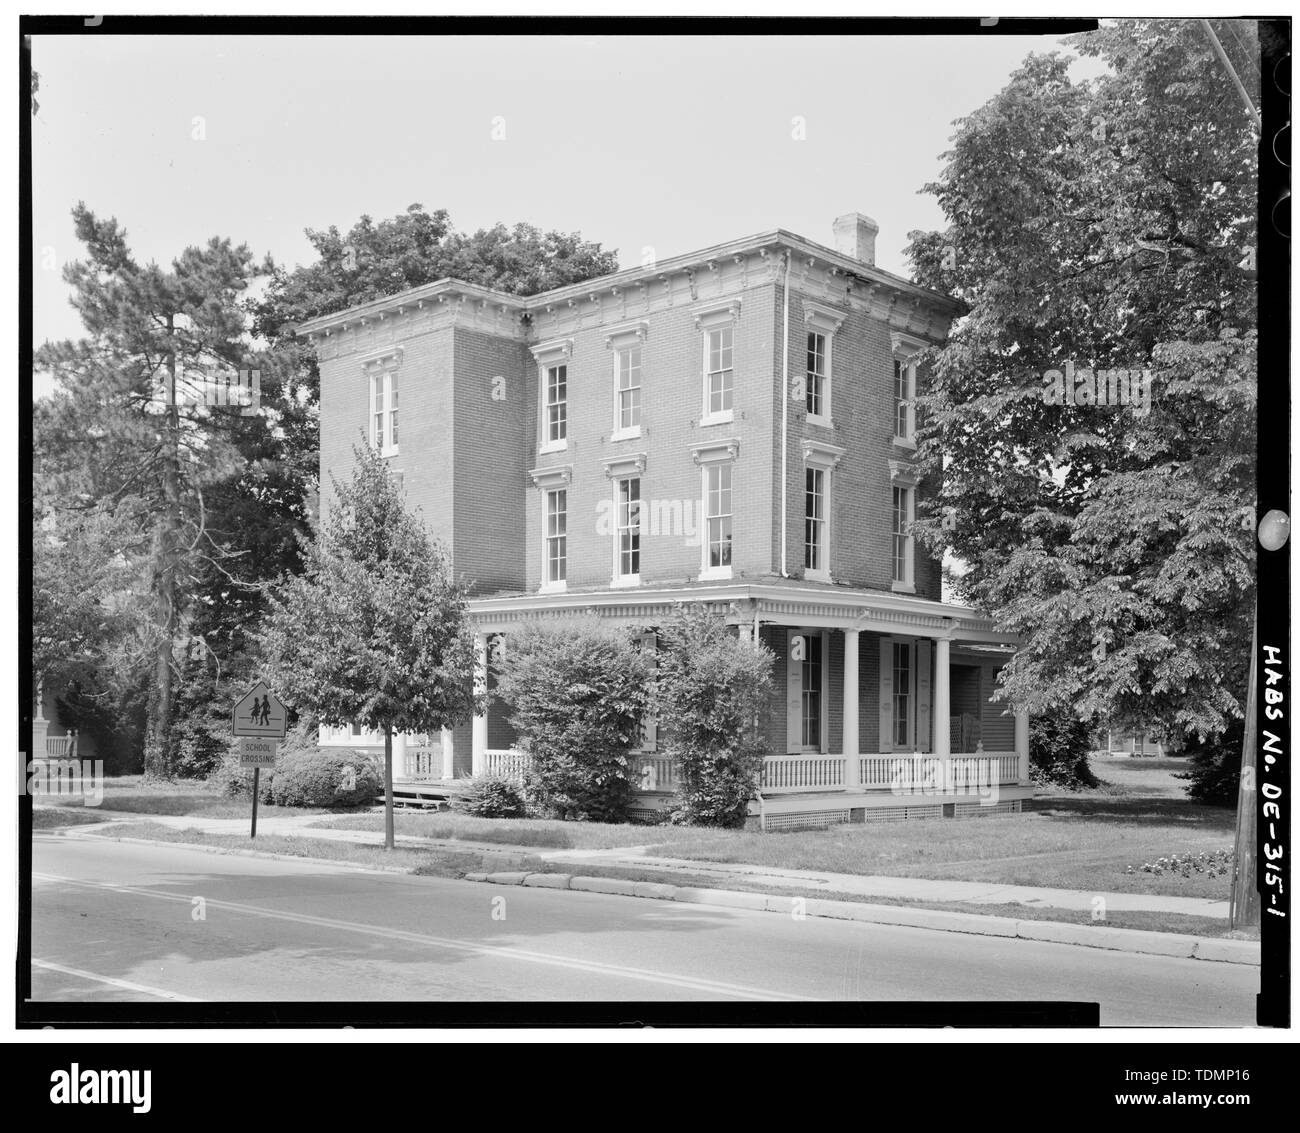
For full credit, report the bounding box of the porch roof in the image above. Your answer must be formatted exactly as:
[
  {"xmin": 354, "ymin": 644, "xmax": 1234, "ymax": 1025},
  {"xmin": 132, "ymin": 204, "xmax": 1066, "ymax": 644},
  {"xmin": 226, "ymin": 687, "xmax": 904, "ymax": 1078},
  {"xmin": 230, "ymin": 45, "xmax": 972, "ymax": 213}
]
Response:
[{"xmin": 467, "ymin": 581, "xmax": 1019, "ymax": 647}]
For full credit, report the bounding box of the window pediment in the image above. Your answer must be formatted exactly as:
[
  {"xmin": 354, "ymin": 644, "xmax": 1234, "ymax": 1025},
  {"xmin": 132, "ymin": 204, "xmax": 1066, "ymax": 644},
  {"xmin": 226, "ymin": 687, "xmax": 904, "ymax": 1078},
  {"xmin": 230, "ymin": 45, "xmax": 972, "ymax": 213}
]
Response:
[
  {"xmin": 531, "ymin": 338, "xmax": 574, "ymax": 366},
  {"xmin": 692, "ymin": 297, "xmax": 742, "ymax": 330},
  {"xmin": 691, "ymin": 438, "xmax": 740, "ymax": 466},
  {"xmin": 605, "ymin": 320, "xmax": 650, "ymax": 350},
  {"xmin": 804, "ymin": 301, "xmax": 846, "ymax": 335},
  {"xmin": 529, "ymin": 464, "xmax": 572, "ymax": 489},
  {"xmin": 802, "ymin": 439, "xmax": 845, "ymax": 470}
]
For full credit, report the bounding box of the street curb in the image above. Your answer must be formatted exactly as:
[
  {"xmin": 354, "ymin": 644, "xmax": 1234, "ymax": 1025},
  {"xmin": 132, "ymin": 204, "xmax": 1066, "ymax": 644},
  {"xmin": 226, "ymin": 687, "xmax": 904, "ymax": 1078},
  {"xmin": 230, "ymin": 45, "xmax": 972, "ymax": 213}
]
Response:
[{"xmin": 469, "ymin": 871, "xmax": 1261, "ymax": 966}]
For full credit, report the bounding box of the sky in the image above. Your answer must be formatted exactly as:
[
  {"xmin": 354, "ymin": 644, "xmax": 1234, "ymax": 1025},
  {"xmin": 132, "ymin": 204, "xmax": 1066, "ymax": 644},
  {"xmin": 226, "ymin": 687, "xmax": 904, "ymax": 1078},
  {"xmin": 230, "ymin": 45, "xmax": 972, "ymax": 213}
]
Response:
[{"xmin": 31, "ymin": 31, "xmax": 1107, "ymax": 360}]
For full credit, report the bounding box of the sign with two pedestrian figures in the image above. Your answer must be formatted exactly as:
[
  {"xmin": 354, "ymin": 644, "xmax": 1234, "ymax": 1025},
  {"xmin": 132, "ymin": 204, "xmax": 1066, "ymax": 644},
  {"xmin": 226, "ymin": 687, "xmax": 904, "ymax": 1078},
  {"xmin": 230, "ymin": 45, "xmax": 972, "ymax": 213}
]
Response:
[{"xmin": 232, "ymin": 680, "xmax": 286, "ymax": 838}]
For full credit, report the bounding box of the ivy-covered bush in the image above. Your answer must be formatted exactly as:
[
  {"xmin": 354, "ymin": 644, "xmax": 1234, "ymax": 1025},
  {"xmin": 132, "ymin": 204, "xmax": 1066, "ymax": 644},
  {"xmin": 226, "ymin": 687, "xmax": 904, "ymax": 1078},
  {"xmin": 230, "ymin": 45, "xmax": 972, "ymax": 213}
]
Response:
[
  {"xmin": 1029, "ymin": 711, "xmax": 1099, "ymax": 789},
  {"xmin": 654, "ymin": 608, "xmax": 774, "ymax": 828},
  {"xmin": 1175, "ymin": 720, "xmax": 1244, "ymax": 806},
  {"xmin": 455, "ymin": 771, "xmax": 529, "ymax": 818},
  {"xmin": 492, "ymin": 619, "xmax": 650, "ymax": 822},
  {"xmin": 270, "ymin": 745, "xmax": 382, "ymax": 808}
]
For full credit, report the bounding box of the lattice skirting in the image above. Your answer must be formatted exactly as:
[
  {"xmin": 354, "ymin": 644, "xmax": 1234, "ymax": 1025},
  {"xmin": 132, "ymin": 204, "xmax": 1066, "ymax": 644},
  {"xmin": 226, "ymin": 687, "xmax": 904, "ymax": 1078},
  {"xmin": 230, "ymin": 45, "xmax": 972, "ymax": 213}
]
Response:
[
  {"xmin": 763, "ymin": 809, "xmax": 853, "ymax": 832},
  {"xmin": 953, "ymin": 799, "xmax": 1022, "ymax": 818}
]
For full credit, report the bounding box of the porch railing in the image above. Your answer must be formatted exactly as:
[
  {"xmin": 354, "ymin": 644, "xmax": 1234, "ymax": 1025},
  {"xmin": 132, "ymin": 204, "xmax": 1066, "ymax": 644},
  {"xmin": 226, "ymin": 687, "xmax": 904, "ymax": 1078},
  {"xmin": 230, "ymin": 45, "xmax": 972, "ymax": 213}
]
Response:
[
  {"xmin": 402, "ymin": 747, "xmax": 442, "ymax": 781},
  {"xmin": 484, "ymin": 749, "xmax": 532, "ymax": 780},
  {"xmin": 44, "ymin": 736, "xmax": 77, "ymax": 758},
  {"xmin": 761, "ymin": 755, "xmax": 847, "ymax": 793},
  {"xmin": 859, "ymin": 752, "xmax": 1020, "ymax": 790},
  {"xmin": 632, "ymin": 754, "xmax": 677, "ymax": 792}
]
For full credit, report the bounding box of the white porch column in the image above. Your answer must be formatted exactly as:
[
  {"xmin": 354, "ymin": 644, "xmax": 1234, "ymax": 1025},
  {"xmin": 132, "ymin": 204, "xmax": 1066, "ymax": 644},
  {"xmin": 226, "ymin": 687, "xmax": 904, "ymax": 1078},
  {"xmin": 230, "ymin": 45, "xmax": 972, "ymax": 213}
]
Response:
[
  {"xmin": 471, "ymin": 632, "xmax": 489, "ymax": 777},
  {"xmin": 393, "ymin": 731, "xmax": 407, "ymax": 779},
  {"xmin": 933, "ymin": 636, "xmax": 951, "ymax": 758},
  {"xmin": 842, "ymin": 629, "xmax": 860, "ymax": 788},
  {"xmin": 1015, "ymin": 707, "xmax": 1030, "ymax": 784},
  {"xmin": 440, "ymin": 726, "xmax": 456, "ymax": 781}
]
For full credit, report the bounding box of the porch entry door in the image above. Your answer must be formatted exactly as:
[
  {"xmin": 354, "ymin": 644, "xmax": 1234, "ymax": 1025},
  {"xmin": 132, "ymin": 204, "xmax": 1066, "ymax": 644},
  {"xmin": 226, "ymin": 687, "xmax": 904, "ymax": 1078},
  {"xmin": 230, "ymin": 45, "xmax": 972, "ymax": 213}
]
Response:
[
  {"xmin": 786, "ymin": 628, "xmax": 829, "ymax": 754},
  {"xmin": 876, "ymin": 636, "xmax": 932, "ymax": 753}
]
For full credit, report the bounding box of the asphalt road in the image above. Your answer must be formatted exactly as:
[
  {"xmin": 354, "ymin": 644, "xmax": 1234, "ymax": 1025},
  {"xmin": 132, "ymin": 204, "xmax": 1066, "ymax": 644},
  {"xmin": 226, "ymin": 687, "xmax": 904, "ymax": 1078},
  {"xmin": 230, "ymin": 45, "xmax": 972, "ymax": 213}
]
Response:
[{"xmin": 30, "ymin": 833, "xmax": 1258, "ymax": 1024}]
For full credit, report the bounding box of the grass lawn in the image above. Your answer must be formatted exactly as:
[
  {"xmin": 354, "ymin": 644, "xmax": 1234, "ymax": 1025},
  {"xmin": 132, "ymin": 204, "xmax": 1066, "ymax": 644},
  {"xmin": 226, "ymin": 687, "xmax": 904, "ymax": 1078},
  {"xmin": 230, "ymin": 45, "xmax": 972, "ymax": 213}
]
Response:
[
  {"xmin": 310, "ymin": 756, "xmax": 1236, "ymax": 899},
  {"xmin": 32, "ymin": 807, "xmax": 118, "ymax": 829},
  {"xmin": 37, "ymin": 775, "xmax": 369, "ymax": 821}
]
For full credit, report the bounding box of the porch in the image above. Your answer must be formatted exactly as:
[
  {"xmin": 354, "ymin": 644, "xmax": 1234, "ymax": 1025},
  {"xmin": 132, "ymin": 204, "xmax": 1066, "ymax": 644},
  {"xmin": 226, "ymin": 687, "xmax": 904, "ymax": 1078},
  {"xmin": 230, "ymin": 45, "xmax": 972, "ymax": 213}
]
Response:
[{"xmin": 344, "ymin": 581, "xmax": 1034, "ymax": 830}]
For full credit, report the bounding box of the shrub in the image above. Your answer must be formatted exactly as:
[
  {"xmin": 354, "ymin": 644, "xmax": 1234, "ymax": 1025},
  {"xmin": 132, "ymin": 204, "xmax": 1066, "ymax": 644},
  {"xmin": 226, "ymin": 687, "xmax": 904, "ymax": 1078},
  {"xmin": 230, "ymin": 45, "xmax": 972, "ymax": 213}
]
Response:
[
  {"xmin": 493, "ymin": 619, "xmax": 650, "ymax": 822},
  {"xmin": 270, "ymin": 746, "xmax": 382, "ymax": 808},
  {"xmin": 1125, "ymin": 849, "xmax": 1234, "ymax": 878},
  {"xmin": 1029, "ymin": 711, "xmax": 1099, "ymax": 789},
  {"xmin": 1175, "ymin": 720, "xmax": 1244, "ymax": 806},
  {"xmin": 654, "ymin": 608, "xmax": 775, "ymax": 828},
  {"xmin": 455, "ymin": 771, "xmax": 529, "ymax": 818}
]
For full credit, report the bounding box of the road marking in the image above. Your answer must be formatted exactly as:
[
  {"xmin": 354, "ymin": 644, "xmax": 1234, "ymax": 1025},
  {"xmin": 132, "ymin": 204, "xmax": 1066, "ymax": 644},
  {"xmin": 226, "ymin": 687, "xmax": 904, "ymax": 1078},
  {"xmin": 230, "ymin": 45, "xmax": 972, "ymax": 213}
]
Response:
[
  {"xmin": 34, "ymin": 872, "xmax": 808, "ymax": 1001},
  {"xmin": 31, "ymin": 958, "xmax": 200, "ymax": 1002}
]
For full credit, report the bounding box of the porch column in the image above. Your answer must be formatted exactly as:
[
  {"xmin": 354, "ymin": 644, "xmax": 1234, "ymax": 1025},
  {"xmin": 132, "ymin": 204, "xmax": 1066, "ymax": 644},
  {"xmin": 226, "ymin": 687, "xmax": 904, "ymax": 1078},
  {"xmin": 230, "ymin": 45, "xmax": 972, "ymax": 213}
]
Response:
[
  {"xmin": 471, "ymin": 632, "xmax": 489, "ymax": 777},
  {"xmin": 393, "ymin": 731, "xmax": 407, "ymax": 780},
  {"xmin": 842, "ymin": 628, "xmax": 860, "ymax": 788},
  {"xmin": 1015, "ymin": 707, "xmax": 1030, "ymax": 784},
  {"xmin": 933, "ymin": 636, "xmax": 951, "ymax": 758},
  {"xmin": 440, "ymin": 726, "xmax": 455, "ymax": 780}
]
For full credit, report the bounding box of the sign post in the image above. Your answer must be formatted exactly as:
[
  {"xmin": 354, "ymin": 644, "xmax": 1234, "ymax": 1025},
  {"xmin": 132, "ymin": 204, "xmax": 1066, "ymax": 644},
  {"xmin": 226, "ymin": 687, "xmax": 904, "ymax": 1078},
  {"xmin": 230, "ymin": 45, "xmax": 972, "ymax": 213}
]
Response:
[{"xmin": 232, "ymin": 681, "xmax": 287, "ymax": 838}]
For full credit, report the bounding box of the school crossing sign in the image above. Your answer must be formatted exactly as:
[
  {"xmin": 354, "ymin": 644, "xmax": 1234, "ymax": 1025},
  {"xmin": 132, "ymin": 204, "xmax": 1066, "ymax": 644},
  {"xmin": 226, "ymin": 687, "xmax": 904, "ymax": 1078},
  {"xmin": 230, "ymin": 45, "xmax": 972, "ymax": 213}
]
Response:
[{"xmin": 232, "ymin": 681, "xmax": 286, "ymax": 769}]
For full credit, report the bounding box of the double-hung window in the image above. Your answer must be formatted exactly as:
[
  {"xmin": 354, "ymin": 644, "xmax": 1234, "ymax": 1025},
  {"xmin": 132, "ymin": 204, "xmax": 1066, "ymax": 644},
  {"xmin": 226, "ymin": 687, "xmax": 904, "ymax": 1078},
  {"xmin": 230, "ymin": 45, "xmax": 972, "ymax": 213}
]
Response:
[
  {"xmin": 892, "ymin": 484, "xmax": 914, "ymax": 586},
  {"xmin": 802, "ymin": 302, "xmax": 844, "ymax": 427},
  {"xmin": 801, "ymin": 633, "xmax": 823, "ymax": 749},
  {"xmin": 806, "ymin": 332, "xmax": 826, "ymax": 418},
  {"xmin": 801, "ymin": 440, "xmax": 843, "ymax": 583},
  {"xmin": 616, "ymin": 347, "xmax": 641, "ymax": 432},
  {"xmin": 545, "ymin": 364, "xmax": 567, "ymax": 445},
  {"xmin": 706, "ymin": 464, "xmax": 733, "ymax": 571},
  {"xmin": 545, "ymin": 488, "xmax": 567, "ymax": 586},
  {"xmin": 804, "ymin": 467, "xmax": 826, "ymax": 574},
  {"xmin": 693, "ymin": 298, "xmax": 740, "ymax": 426},
  {"xmin": 369, "ymin": 369, "xmax": 399, "ymax": 456},
  {"xmin": 706, "ymin": 328, "xmax": 733, "ymax": 416},
  {"xmin": 616, "ymin": 476, "xmax": 641, "ymax": 580},
  {"xmin": 532, "ymin": 339, "xmax": 573, "ymax": 455},
  {"xmin": 891, "ymin": 332, "xmax": 923, "ymax": 446},
  {"xmin": 892, "ymin": 640, "xmax": 912, "ymax": 749}
]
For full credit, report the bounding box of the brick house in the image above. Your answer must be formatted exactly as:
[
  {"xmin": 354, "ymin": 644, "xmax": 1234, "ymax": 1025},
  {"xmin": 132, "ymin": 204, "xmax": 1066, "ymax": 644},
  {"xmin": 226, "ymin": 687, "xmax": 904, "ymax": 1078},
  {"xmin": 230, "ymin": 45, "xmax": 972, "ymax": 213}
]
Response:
[{"xmin": 301, "ymin": 214, "xmax": 1032, "ymax": 828}]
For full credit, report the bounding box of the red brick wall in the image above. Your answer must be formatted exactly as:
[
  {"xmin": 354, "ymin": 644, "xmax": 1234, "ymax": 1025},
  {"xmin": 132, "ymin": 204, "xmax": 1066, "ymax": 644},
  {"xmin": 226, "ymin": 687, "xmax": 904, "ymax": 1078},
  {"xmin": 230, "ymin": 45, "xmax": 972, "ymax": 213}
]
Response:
[
  {"xmin": 525, "ymin": 285, "xmax": 779, "ymax": 590},
  {"xmin": 777, "ymin": 288, "xmax": 942, "ymax": 599},
  {"xmin": 452, "ymin": 328, "xmax": 532, "ymax": 595}
]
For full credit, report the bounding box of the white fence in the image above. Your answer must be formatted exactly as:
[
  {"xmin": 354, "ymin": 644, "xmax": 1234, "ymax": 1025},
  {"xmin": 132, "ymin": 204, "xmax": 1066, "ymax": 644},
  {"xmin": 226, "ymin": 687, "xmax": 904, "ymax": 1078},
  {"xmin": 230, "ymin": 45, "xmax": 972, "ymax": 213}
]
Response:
[{"xmin": 761, "ymin": 755, "xmax": 847, "ymax": 793}]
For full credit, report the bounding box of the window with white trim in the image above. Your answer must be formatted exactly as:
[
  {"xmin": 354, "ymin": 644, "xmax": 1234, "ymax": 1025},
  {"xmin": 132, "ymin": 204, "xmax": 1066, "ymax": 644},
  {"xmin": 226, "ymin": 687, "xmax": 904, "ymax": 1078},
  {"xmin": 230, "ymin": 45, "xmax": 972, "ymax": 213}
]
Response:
[
  {"xmin": 616, "ymin": 476, "xmax": 641, "ymax": 580},
  {"xmin": 545, "ymin": 488, "xmax": 567, "ymax": 586},
  {"xmin": 894, "ymin": 358, "xmax": 913, "ymax": 440},
  {"xmin": 706, "ymin": 327, "xmax": 733, "ymax": 416},
  {"xmin": 801, "ymin": 632, "xmax": 823, "ymax": 749},
  {"xmin": 545, "ymin": 364, "xmax": 567, "ymax": 446},
  {"xmin": 706, "ymin": 463, "xmax": 733, "ymax": 572},
  {"xmin": 615, "ymin": 346, "xmax": 641, "ymax": 432},
  {"xmin": 803, "ymin": 302, "xmax": 844, "ymax": 426},
  {"xmin": 806, "ymin": 332, "xmax": 827, "ymax": 418},
  {"xmin": 370, "ymin": 369, "xmax": 399, "ymax": 455},
  {"xmin": 892, "ymin": 484, "xmax": 914, "ymax": 585},
  {"xmin": 804, "ymin": 466, "xmax": 826, "ymax": 574},
  {"xmin": 892, "ymin": 640, "xmax": 912, "ymax": 748}
]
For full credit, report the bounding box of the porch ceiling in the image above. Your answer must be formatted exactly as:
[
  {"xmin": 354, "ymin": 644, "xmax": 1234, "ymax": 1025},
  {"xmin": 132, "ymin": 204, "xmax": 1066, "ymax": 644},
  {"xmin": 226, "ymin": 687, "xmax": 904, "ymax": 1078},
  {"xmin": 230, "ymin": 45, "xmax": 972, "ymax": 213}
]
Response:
[{"xmin": 467, "ymin": 581, "xmax": 1019, "ymax": 646}]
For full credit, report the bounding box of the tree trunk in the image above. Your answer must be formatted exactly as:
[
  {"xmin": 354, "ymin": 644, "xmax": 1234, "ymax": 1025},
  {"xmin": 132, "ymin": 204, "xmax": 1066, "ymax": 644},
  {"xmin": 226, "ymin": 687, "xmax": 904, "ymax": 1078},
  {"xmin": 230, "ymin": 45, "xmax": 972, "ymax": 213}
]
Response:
[
  {"xmin": 1230, "ymin": 614, "xmax": 1259, "ymax": 929},
  {"xmin": 144, "ymin": 330, "xmax": 181, "ymax": 781},
  {"xmin": 383, "ymin": 725, "xmax": 395, "ymax": 850}
]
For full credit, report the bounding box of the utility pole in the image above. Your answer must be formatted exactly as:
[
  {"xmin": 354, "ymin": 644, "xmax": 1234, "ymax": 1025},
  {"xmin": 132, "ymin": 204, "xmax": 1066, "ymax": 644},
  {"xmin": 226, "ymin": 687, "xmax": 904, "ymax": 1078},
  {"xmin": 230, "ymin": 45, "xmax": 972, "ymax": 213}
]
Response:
[{"xmin": 1200, "ymin": 19, "xmax": 1261, "ymax": 132}]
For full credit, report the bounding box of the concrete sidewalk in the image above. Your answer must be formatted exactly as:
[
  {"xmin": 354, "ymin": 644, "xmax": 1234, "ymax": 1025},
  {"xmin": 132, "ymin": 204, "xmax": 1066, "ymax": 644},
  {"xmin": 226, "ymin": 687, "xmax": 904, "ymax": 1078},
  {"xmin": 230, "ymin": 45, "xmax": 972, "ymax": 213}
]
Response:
[{"xmin": 61, "ymin": 808, "xmax": 1230, "ymax": 920}]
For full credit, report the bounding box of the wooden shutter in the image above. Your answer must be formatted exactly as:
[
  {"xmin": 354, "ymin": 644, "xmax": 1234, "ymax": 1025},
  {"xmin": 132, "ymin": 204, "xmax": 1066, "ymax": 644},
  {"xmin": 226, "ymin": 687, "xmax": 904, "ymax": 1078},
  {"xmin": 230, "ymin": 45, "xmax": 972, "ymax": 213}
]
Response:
[
  {"xmin": 916, "ymin": 640, "xmax": 932, "ymax": 752},
  {"xmin": 878, "ymin": 637, "xmax": 894, "ymax": 753},
  {"xmin": 786, "ymin": 632, "xmax": 805, "ymax": 753}
]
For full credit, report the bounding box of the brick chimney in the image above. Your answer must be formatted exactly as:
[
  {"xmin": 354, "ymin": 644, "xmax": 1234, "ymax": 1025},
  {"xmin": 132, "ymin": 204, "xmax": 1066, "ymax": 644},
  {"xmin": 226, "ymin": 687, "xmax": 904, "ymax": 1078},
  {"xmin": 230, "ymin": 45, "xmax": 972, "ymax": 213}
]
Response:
[{"xmin": 832, "ymin": 213, "xmax": 879, "ymax": 266}]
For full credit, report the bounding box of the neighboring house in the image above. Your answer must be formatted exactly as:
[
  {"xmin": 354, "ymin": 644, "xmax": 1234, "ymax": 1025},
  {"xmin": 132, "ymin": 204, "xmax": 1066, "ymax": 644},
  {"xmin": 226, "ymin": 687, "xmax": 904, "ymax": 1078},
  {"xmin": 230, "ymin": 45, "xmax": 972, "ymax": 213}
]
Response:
[
  {"xmin": 303, "ymin": 213, "xmax": 1032, "ymax": 828},
  {"xmin": 1096, "ymin": 729, "xmax": 1168, "ymax": 757},
  {"xmin": 32, "ymin": 682, "xmax": 94, "ymax": 761}
]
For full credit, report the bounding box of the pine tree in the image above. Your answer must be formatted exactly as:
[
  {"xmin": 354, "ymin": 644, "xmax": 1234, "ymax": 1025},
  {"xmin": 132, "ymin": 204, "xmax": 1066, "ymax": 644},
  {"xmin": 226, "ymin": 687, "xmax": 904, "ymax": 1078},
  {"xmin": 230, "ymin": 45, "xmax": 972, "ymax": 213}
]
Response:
[{"xmin": 35, "ymin": 204, "xmax": 285, "ymax": 777}]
